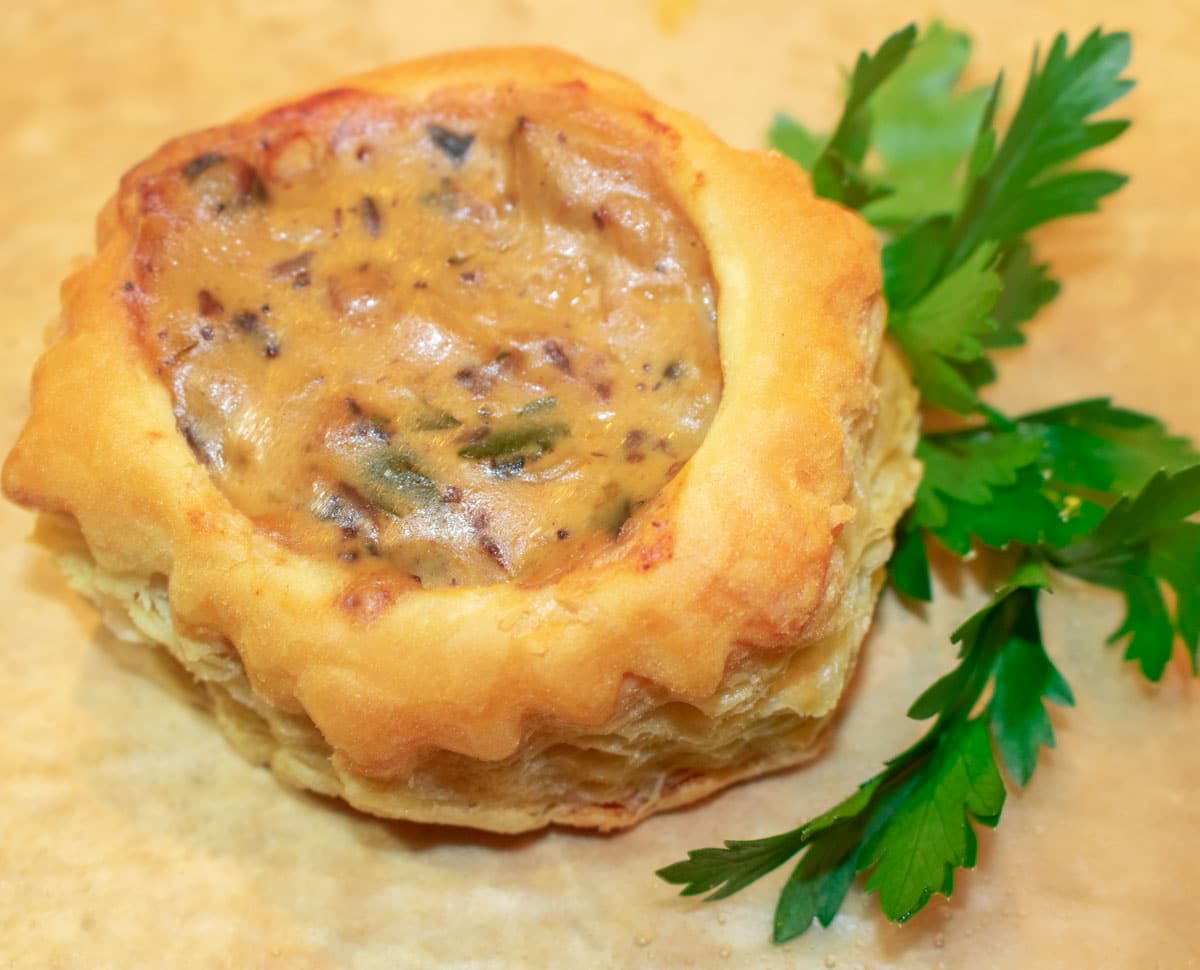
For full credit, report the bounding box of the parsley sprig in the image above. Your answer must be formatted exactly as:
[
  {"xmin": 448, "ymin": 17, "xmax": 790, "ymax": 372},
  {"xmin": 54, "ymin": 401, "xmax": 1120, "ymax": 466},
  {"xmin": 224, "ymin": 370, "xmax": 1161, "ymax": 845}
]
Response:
[{"xmin": 658, "ymin": 24, "xmax": 1200, "ymax": 940}]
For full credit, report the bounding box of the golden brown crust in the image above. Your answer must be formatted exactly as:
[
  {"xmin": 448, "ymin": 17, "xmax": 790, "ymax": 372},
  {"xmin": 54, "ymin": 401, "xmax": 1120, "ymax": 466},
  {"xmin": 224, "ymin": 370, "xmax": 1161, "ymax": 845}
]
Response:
[{"xmin": 3, "ymin": 47, "xmax": 920, "ymax": 829}]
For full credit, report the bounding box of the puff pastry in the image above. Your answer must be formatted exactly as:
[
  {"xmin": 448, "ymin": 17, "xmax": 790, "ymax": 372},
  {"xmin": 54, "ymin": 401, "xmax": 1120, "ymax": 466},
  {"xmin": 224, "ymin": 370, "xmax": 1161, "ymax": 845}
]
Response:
[{"xmin": 3, "ymin": 48, "xmax": 920, "ymax": 832}]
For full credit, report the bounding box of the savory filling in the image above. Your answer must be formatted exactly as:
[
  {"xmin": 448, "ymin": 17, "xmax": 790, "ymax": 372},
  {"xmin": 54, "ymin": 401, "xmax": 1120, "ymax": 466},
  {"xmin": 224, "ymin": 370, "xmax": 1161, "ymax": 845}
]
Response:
[{"xmin": 133, "ymin": 93, "xmax": 720, "ymax": 587}]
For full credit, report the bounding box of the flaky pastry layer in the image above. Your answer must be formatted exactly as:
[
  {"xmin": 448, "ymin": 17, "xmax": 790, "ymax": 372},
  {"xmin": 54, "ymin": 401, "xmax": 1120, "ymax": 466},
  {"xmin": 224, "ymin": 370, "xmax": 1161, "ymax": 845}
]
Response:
[{"xmin": 4, "ymin": 48, "xmax": 921, "ymax": 830}]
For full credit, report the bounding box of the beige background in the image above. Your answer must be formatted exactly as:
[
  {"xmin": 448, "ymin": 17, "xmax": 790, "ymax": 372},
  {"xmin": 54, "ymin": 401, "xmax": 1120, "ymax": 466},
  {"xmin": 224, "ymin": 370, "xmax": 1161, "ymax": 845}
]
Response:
[{"xmin": 2, "ymin": 1, "xmax": 1198, "ymax": 967}]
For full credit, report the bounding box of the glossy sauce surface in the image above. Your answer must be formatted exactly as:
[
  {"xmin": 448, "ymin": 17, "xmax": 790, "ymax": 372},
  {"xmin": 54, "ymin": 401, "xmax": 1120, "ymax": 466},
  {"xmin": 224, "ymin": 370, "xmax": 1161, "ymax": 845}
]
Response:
[{"xmin": 135, "ymin": 93, "xmax": 720, "ymax": 586}]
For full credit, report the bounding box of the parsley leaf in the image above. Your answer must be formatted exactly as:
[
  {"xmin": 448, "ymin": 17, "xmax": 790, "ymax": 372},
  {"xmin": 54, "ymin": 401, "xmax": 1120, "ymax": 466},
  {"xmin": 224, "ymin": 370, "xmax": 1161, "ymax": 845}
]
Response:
[
  {"xmin": 656, "ymin": 780, "xmax": 881, "ymax": 903},
  {"xmin": 655, "ymin": 826, "xmax": 808, "ymax": 901},
  {"xmin": 860, "ymin": 717, "xmax": 1005, "ymax": 921},
  {"xmin": 661, "ymin": 569, "xmax": 1046, "ymax": 933},
  {"xmin": 989, "ymin": 583, "xmax": 1074, "ymax": 786},
  {"xmin": 862, "ymin": 22, "xmax": 991, "ymax": 226},
  {"xmin": 917, "ymin": 425, "xmax": 1044, "ymax": 513},
  {"xmin": 908, "ymin": 430, "xmax": 1074, "ymax": 560},
  {"xmin": 986, "ymin": 241, "xmax": 1060, "ymax": 350},
  {"xmin": 889, "ymin": 512, "xmax": 932, "ymax": 601},
  {"xmin": 1149, "ymin": 523, "xmax": 1200, "ymax": 673},
  {"xmin": 887, "ymin": 245, "xmax": 1001, "ymax": 412},
  {"xmin": 808, "ymin": 24, "xmax": 918, "ymax": 209},
  {"xmin": 662, "ymin": 22, "xmax": 1200, "ymax": 944},
  {"xmin": 1101, "ymin": 568, "xmax": 1176, "ymax": 682},
  {"xmin": 773, "ymin": 817, "xmax": 865, "ymax": 938},
  {"xmin": 883, "ymin": 29, "xmax": 1132, "ymax": 411},
  {"xmin": 1023, "ymin": 398, "xmax": 1199, "ymax": 493},
  {"xmin": 1058, "ymin": 467, "xmax": 1200, "ymax": 557},
  {"xmin": 771, "ymin": 26, "xmax": 1128, "ymax": 409},
  {"xmin": 771, "ymin": 21, "xmax": 990, "ymax": 226},
  {"xmin": 943, "ymin": 29, "xmax": 1133, "ymax": 269},
  {"xmin": 1054, "ymin": 468, "xmax": 1200, "ymax": 678},
  {"xmin": 768, "ymin": 113, "xmax": 822, "ymax": 170},
  {"xmin": 901, "ymin": 403, "xmax": 1198, "ymax": 593}
]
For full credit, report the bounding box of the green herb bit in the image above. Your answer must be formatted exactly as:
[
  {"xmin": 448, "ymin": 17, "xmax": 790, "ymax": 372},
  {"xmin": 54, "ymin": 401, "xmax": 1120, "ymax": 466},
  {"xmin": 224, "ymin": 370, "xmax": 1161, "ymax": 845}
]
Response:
[
  {"xmin": 886, "ymin": 244, "xmax": 1002, "ymax": 413},
  {"xmin": 428, "ymin": 123, "xmax": 475, "ymax": 164},
  {"xmin": 518, "ymin": 396, "xmax": 557, "ymax": 416},
  {"xmin": 457, "ymin": 422, "xmax": 568, "ymax": 460},
  {"xmin": 415, "ymin": 408, "xmax": 462, "ymax": 431},
  {"xmin": 598, "ymin": 495, "xmax": 634, "ymax": 537},
  {"xmin": 362, "ymin": 451, "xmax": 441, "ymax": 516}
]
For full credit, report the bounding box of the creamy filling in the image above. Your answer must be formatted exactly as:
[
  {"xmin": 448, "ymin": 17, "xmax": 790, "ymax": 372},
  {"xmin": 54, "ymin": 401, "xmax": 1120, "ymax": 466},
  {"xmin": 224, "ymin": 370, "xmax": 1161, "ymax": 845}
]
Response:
[{"xmin": 135, "ymin": 94, "xmax": 720, "ymax": 587}]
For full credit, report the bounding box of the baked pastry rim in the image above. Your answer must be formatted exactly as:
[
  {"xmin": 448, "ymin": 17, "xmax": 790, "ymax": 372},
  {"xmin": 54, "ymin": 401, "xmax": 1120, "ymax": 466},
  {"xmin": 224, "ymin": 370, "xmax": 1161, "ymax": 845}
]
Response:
[{"xmin": 4, "ymin": 47, "xmax": 894, "ymax": 778}]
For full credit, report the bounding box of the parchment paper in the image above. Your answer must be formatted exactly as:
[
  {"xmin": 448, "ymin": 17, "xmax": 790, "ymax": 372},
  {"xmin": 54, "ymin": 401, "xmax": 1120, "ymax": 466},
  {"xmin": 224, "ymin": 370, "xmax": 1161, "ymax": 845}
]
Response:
[{"xmin": 2, "ymin": 1, "xmax": 1197, "ymax": 966}]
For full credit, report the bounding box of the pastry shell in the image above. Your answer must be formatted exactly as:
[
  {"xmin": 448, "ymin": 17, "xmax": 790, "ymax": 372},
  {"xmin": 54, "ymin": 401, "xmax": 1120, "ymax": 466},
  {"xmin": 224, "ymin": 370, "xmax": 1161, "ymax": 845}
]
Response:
[{"xmin": 2, "ymin": 48, "xmax": 920, "ymax": 832}]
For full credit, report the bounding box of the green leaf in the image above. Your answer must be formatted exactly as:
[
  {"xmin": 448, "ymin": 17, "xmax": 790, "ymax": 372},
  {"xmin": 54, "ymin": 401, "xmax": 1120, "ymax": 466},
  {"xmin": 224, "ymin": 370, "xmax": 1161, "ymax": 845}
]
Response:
[
  {"xmin": 859, "ymin": 718, "xmax": 1005, "ymax": 922},
  {"xmin": 913, "ymin": 411, "xmax": 1198, "ymax": 561},
  {"xmin": 964, "ymin": 75, "xmax": 1001, "ymax": 185},
  {"xmin": 883, "ymin": 216, "xmax": 952, "ymax": 310},
  {"xmin": 918, "ymin": 432, "xmax": 1045, "ymax": 507},
  {"xmin": 518, "ymin": 396, "xmax": 558, "ymax": 416},
  {"xmin": 989, "ymin": 588, "xmax": 1074, "ymax": 786},
  {"xmin": 1150, "ymin": 523, "xmax": 1200, "ymax": 673},
  {"xmin": 987, "ymin": 241, "xmax": 1060, "ymax": 348},
  {"xmin": 769, "ymin": 114, "xmax": 823, "ymax": 170},
  {"xmin": 1059, "ymin": 466, "xmax": 1200, "ymax": 566},
  {"xmin": 862, "ymin": 22, "xmax": 991, "ymax": 225},
  {"xmin": 655, "ymin": 827, "xmax": 808, "ymax": 900},
  {"xmin": 911, "ymin": 433, "xmax": 1090, "ymax": 554},
  {"xmin": 1054, "ymin": 468, "xmax": 1200, "ymax": 680},
  {"xmin": 911, "ymin": 568, "xmax": 1049, "ymax": 725},
  {"xmin": 978, "ymin": 558, "xmax": 1053, "ymax": 606},
  {"xmin": 939, "ymin": 467, "xmax": 1095, "ymax": 554},
  {"xmin": 415, "ymin": 408, "xmax": 462, "ymax": 431},
  {"xmin": 774, "ymin": 821, "xmax": 863, "ymax": 941},
  {"xmin": 810, "ymin": 24, "xmax": 918, "ymax": 208},
  {"xmin": 888, "ymin": 245, "xmax": 1001, "ymax": 412},
  {"xmin": 656, "ymin": 777, "xmax": 881, "ymax": 900},
  {"xmin": 986, "ymin": 169, "xmax": 1128, "ymax": 242},
  {"xmin": 1108, "ymin": 569, "xmax": 1176, "ymax": 681},
  {"xmin": 944, "ymin": 29, "xmax": 1134, "ymax": 268},
  {"xmin": 801, "ymin": 776, "xmax": 885, "ymax": 838},
  {"xmin": 1019, "ymin": 399, "xmax": 1200, "ymax": 494},
  {"xmin": 890, "ymin": 517, "xmax": 932, "ymax": 601},
  {"xmin": 907, "ymin": 659, "xmax": 980, "ymax": 722}
]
